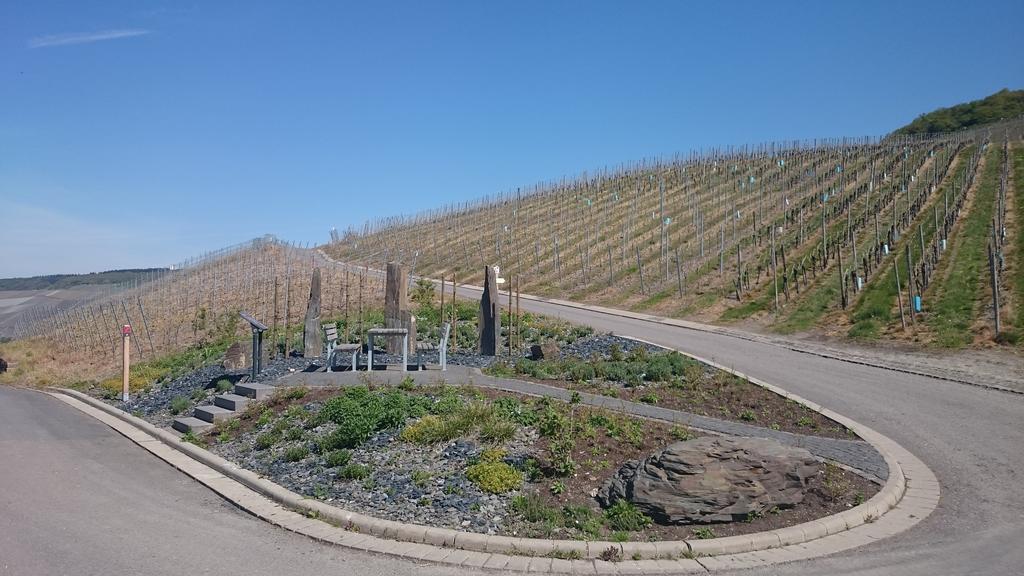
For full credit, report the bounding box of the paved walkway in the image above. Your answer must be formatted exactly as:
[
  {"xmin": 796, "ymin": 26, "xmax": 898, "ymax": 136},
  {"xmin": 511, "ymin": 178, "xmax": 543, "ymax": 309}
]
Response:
[{"xmin": 280, "ymin": 365, "xmax": 888, "ymax": 482}]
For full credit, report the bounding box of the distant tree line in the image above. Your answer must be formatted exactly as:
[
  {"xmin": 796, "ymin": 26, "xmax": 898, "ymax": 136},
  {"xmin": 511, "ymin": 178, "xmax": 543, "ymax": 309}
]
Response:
[
  {"xmin": 896, "ymin": 89, "xmax": 1024, "ymax": 135},
  {"xmin": 0, "ymin": 268, "xmax": 170, "ymax": 291}
]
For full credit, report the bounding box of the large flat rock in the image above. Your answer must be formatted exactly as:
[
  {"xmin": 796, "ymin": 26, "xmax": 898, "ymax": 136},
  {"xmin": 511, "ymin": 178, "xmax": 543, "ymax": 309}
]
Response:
[{"xmin": 598, "ymin": 436, "xmax": 819, "ymax": 524}]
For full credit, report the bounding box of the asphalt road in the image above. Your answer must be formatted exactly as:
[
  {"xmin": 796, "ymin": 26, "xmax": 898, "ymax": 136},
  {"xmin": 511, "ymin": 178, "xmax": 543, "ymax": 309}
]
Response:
[
  {"xmin": 3, "ymin": 288, "xmax": 1023, "ymax": 575},
  {"xmin": 0, "ymin": 386, "xmax": 472, "ymax": 576}
]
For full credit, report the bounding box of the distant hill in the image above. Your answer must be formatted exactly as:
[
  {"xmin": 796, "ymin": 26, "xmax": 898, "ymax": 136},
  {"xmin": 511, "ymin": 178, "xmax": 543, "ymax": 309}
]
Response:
[
  {"xmin": 0, "ymin": 268, "xmax": 170, "ymax": 291},
  {"xmin": 895, "ymin": 88, "xmax": 1024, "ymax": 135}
]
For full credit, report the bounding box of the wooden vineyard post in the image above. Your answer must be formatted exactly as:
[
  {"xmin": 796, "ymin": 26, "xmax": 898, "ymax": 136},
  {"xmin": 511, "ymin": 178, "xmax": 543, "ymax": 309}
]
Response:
[
  {"xmin": 894, "ymin": 260, "xmax": 907, "ymax": 330},
  {"xmin": 607, "ymin": 246, "xmax": 613, "ymax": 286},
  {"xmin": 508, "ymin": 275, "xmax": 513, "ymax": 356},
  {"xmin": 515, "ymin": 276, "xmax": 521, "ymax": 351},
  {"xmin": 771, "ymin": 226, "xmax": 779, "ymax": 313},
  {"xmin": 451, "ymin": 273, "xmax": 457, "ymax": 354},
  {"xmin": 121, "ymin": 324, "xmax": 131, "ymax": 403},
  {"xmin": 989, "ymin": 242, "xmax": 1001, "ymax": 335},
  {"xmin": 905, "ymin": 246, "xmax": 916, "ymax": 326},
  {"xmin": 344, "ymin": 270, "xmax": 350, "ymax": 342},
  {"xmin": 674, "ymin": 247, "xmax": 683, "ymax": 298},
  {"xmin": 284, "ymin": 265, "xmax": 291, "ymax": 355},
  {"xmin": 636, "ymin": 246, "xmax": 645, "ymax": 295},
  {"xmin": 838, "ymin": 242, "xmax": 847, "ymax": 309}
]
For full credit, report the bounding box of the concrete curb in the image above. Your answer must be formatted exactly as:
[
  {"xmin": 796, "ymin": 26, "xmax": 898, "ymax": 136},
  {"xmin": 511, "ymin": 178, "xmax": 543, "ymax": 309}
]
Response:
[{"xmin": 53, "ymin": 369, "xmax": 936, "ymax": 571}]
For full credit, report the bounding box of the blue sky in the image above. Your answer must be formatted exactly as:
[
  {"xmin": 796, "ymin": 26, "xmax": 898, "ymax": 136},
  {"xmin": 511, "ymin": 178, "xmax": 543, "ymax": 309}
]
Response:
[{"xmin": 1, "ymin": 1, "xmax": 1021, "ymax": 277}]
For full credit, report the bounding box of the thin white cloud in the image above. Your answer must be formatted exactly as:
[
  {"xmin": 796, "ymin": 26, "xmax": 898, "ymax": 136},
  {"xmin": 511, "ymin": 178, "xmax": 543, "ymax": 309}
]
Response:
[{"xmin": 28, "ymin": 29, "xmax": 151, "ymax": 49}]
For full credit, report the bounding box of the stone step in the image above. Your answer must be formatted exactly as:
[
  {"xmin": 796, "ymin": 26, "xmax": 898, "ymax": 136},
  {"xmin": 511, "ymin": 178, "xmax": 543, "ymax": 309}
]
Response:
[
  {"xmin": 234, "ymin": 382, "xmax": 275, "ymax": 400},
  {"xmin": 172, "ymin": 417, "xmax": 213, "ymax": 434},
  {"xmin": 193, "ymin": 405, "xmax": 234, "ymax": 424},
  {"xmin": 214, "ymin": 393, "xmax": 250, "ymax": 411}
]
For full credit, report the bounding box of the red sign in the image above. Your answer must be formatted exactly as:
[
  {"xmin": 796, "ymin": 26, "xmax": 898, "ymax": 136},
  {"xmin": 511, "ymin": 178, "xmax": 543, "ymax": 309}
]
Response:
[{"xmin": 122, "ymin": 325, "xmax": 132, "ymax": 336}]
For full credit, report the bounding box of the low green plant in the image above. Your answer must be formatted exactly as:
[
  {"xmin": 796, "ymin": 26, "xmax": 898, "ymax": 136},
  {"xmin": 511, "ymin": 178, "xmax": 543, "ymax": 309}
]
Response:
[
  {"xmin": 283, "ymin": 445, "xmax": 309, "ymax": 462},
  {"xmin": 692, "ymin": 527, "xmax": 716, "ymax": 539},
  {"xmin": 739, "ymin": 410, "xmax": 756, "ymax": 422},
  {"xmin": 669, "ymin": 426, "xmax": 692, "ymax": 441},
  {"xmin": 215, "ymin": 378, "xmax": 233, "ymax": 393},
  {"xmin": 822, "ymin": 462, "xmax": 851, "ymax": 502},
  {"xmin": 465, "ymin": 461, "xmax": 523, "ymax": 493},
  {"xmin": 638, "ymin": 392, "xmax": 660, "ymax": 405},
  {"xmin": 256, "ymin": 408, "xmax": 274, "ymax": 427},
  {"xmin": 411, "ymin": 469, "xmax": 432, "ymax": 488},
  {"xmin": 480, "ymin": 417, "xmax": 517, "ymax": 444},
  {"xmin": 169, "ymin": 396, "xmax": 190, "ymax": 415},
  {"xmin": 180, "ymin": 430, "xmax": 205, "ymax": 446},
  {"xmin": 549, "ymin": 481, "xmax": 566, "ymax": 495},
  {"xmin": 337, "ymin": 463, "xmax": 371, "ymax": 480},
  {"xmin": 510, "ymin": 494, "xmax": 560, "ymax": 523},
  {"xmin": 603, "ymin": 500, "xmax": 652, "ymax": 532},
  {"xmin": 325, "ymin": 449, "xmax": 352, "ymax": 467},
  {"xmin": 254, "ymin": 431, "xmax": 280, "ymax": 450}
]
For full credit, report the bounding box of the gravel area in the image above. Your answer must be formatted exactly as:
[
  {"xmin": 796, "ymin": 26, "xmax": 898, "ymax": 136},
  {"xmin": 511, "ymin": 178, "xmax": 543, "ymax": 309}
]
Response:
[
  {"xmin": 100, "ymin": 355, "xmax": 315, "ymax": 429},
  {"xmin": 210, "ymin": 408, "xmax": 539, "ymax": 535}
]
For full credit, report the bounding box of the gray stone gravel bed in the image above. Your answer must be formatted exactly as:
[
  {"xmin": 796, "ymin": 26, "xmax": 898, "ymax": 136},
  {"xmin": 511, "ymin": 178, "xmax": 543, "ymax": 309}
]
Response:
[{"xmin": 209, "ymin": 409, "xmax": 539, "ymax": 535}]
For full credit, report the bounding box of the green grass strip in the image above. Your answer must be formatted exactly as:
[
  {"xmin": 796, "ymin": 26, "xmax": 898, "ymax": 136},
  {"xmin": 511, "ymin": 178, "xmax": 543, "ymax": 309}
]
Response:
[
  {"xmin": 1012, "ymin": 144, "xmax": 1024, "ymax": 338},
  {"xmin": 926, "ymin": 145, "xmax": 1000, "ymax": 347}
]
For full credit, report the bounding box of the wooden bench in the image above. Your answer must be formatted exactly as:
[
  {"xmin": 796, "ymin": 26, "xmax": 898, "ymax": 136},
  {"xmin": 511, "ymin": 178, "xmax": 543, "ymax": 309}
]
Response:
[
  {"xmin": 416, "ymin": 322, "xmax": 451, "ymax": 371},
  {"xmin": 323, "ymin": 323, "xmax": 360, "ymax": 372}
]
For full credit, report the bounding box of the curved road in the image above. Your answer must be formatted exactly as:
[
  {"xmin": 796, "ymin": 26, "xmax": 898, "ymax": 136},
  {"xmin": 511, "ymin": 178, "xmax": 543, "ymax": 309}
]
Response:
[{"xmin": 3, "ymin": 293, "xmax": 1023, "ymax": 575}]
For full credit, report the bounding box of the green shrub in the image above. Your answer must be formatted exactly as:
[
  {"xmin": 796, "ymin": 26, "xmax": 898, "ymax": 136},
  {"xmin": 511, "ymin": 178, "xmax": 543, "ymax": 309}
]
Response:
[
  {"xmin": 325, "ymin": 449, "xmax": 352, "ymax": 467},
  {"xmin": 284, "ymin": 427, "xmax": 304, "ymax": 441},
  {"xmin": 282, "ymin": 445, "xmax": 309, "ymax": 462},
  {"xmin": 317, "ymin": 387, "xmax": 431, "ymax": 449},
  {"xmin": 564, "ymin": 360, "xmax": 595, "ymax": 382},
  {"xmin": 169, "ymin": 396, "xmax": 190, "ymax": 415},
  {"xmin": 465, "ymin": 461, "xmax": 523, "ymax": 493},
  {"xmin": 480, "ymin": 417, "xmax": 517, "ymax": 444},
  {"xmin": 607, "ymin": 343, "xmax": 624, "ymax": 361},
  {"xmin": 215, "ymin": 378, "xmax": 233, "ymax": 393},
  {"xmin": 256, "ymin": 408, "xmax": 274, "ymax": 427},
  {"xmin": 626, "ymin": 346, "xmax": 648, "ymax": 362},
  {"xmin": 254, "ymin": 431, "xmax": 280, "ymax": 450},
  {"xmin": 401, "ymin": 414, "xmax": 461, "ymax": 444},
  {"xmin": 563, "ymin": 505, "xmax": 602, "ymax": 538},
  {"xmin": 493, "ymin": 397, "xmax": 539, "ymax": 426},
  {"xmin": 603, "ymin": 500, "xmax": 652, "ymax": 531},
  {"xmin": 644, "ymin": 356, "xmax": 673, "ymax": 382},
  {"xmin": 537, "ymin": 404, "xmax": 568, "ymax": 437},
  {"xmin": 430, "ymin": 389, "xmax": 464, "ymax": 415},
  {"xmin": 378, "ymin": 388, "xmax": 429, "ymax": 430},
  {"xmin": 337, "ymin": 463, "xmax": 371, "ymax": 480}
]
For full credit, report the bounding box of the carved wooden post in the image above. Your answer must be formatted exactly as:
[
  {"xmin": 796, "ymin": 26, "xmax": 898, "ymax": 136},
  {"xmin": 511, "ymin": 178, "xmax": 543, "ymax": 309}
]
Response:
[
  {"xmin": 479, "ymin": 265, "xmax": 499, "ymax": 356},
  {"xmin": 303, "ymin": 267, "xmax": 322, "ymax": 358},
  {"xmin": 385, "ymin": 262, "xmax": 415, "ymax": 354}
]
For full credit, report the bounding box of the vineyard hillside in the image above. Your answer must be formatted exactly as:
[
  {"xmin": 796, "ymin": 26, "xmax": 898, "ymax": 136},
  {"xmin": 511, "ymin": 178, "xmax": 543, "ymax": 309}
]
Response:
[{"xmin": 325, "ymin": 118, "xmax": 1024, "ymax": 348}]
